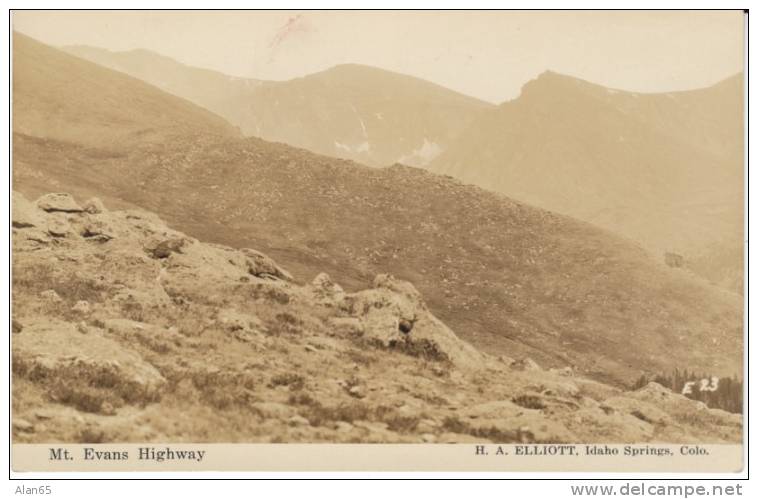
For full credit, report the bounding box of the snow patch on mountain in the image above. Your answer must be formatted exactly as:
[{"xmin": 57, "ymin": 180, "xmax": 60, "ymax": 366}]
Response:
[
  {"xmin": 398, "ymin": 138, "xmax": 443, "ymax": 166},
  {"xmin": 335, "ymin": 140, "xmax": 371, "ymax": 154}
]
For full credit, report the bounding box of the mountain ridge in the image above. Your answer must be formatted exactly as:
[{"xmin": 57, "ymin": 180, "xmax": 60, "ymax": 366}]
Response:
[
  {"xmin": 13, "ymin": 32, "xmax": 239, "ymax": 148},
  {"xmin": 61, "ymin": 43, "xmax": 494, "ymax": 166},
  {"xmin": 429, "ymin": 69, "xmax": 744, "ymax": 293}
]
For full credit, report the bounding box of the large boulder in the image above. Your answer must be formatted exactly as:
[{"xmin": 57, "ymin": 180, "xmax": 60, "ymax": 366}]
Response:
[
  {"xmin": 309, "ymin": 273, "xmax": 345, "ymax": 305},
  {"xmin": 82, "ymin": 197, "xmax": 106, "ymax": 214},
  {"xmin": 343, "ymin": 274, "xmax": 483, "ymax": 367},
  {"xmin": 35, "ymin": 193, "xmax": 83, "ymax": 213},
  {"xmin": 242, "ymin": 248, "xmax": 293, "ymax": 281},
  {"xmin": 373, "ymin": 274, "xmax": 426, "ymax": 306},
  {"xmin": 79, "ymin": 217, "xmax": 115, "ymax": 242},
  {"xmin": 343, "ymin": 278, "xmax": 421, "ymax": 345},
  {"xmin": 12, "ymin": 192, "xmax": 44, "ymax": 228},
  {"xmin": 46, "ymin": 213, "xmax": 73, "ymax": 237}
]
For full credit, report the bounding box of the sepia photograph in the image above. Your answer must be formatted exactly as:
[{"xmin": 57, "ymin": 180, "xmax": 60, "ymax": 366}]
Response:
[{"xmin": 8, "ymin": 8, "xmax": 747, "ymax": 476}]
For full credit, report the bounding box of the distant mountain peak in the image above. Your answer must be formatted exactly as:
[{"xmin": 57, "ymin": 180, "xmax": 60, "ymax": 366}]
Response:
[
  {"xmin": 326, "ymin": 62, "xmax": 381, "ymax": 72},
  {"xmin": 518, "ymin": 70, "xmax": 610, "ymax": 100},
  {"xmin": 311, "ymin": 62, "xmax": 445, "ymax": 85},
  {"xmin": 430, "ymin": 63, "xmax": 744, "ymax": 295},
  {"xmin": 64, "ymin": 44, "xmax": 188, "ymax": 68}
]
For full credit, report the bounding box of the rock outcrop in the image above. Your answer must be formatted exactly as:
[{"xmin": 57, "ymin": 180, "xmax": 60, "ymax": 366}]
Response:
[
  {"xmin": 11, "ymin": 192, "xmax": 742, "ymax": 444},
  {"xmin": 12, "ymin": 192, "xmax": 44, "ymax": 228},
  {"xmin": 241, "ymin": 248, "xmax": 294, "ymax": 281},
  {"xmin": 36, "ymin": 192, "xmax": 84, "ymax": 213},
  {"xmin": 82, "ymin": 197, "xmax": 106, "ymax": 214}
]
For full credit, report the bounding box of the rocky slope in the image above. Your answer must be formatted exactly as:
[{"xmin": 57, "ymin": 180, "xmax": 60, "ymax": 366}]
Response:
[
  {"xmin": 11, "ymin": 192, "xmax": 742, "ymax": 444},
  {"xmin": 63, "ymin": 44, "xmax": 493, "ymax": 166},
  {"xmin": 430, "ymin": 71, "xmax": 744, "ymax": 293},
  {"xmin": 13, "ymin": 133, "xmax": 743, "ymax": 387}
]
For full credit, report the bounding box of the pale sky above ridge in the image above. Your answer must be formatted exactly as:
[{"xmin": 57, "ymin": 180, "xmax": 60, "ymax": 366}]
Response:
[{"xmin": 12, "ymin": 10, "xmax": 745, "ymax": 104}]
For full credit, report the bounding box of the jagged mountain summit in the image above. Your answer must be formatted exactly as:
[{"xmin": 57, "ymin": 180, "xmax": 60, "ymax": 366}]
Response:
[
  {"xmin": 429, "ymin": 70, "xmax": 744, "ymax": 293},
  {"xmin": 13, "ymin": 33, "xmax": 742, "ymax": 389},
  {"xmin": 63, "ymin": 44, "xmax": 493, "ymax": 166},
  {"xmin": 11, "ymin": 192, "xmax": 742, "ymax": 444}
]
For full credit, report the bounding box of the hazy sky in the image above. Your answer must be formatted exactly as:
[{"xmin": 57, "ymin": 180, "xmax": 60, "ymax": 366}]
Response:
[{"xmin": 12, "ymin": 10, "xmax": 745, "ymax": 103}]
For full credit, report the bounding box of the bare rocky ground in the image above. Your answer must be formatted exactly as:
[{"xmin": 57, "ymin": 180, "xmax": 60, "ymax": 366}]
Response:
[{"xmin": 12, "ymin": 192, "xmax": 742, "ymax": 444}]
